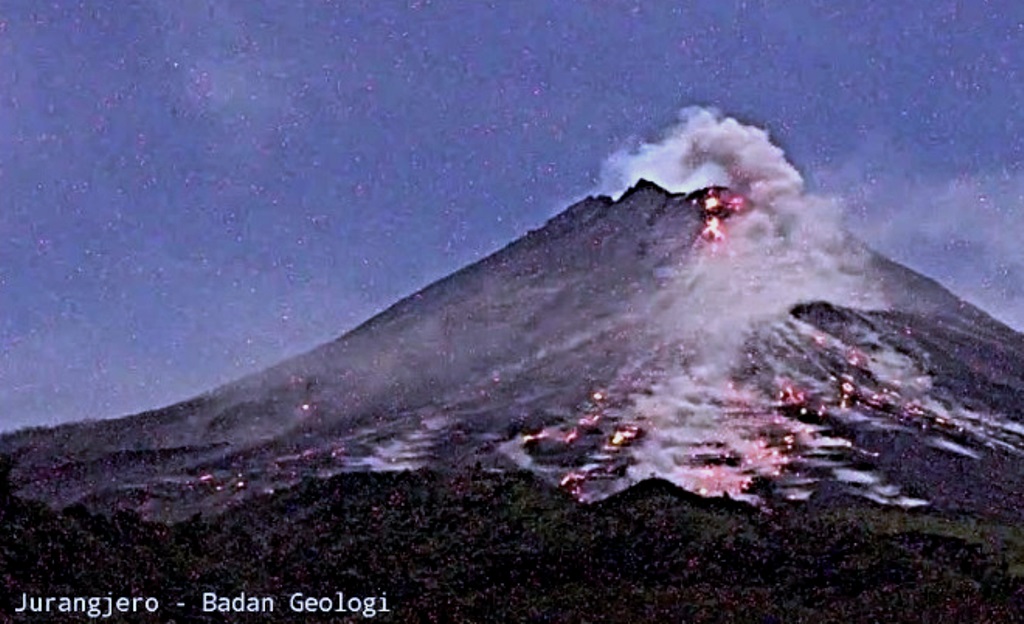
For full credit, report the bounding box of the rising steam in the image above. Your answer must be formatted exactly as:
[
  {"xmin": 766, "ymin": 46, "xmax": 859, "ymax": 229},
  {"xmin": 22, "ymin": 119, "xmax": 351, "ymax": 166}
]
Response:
[
  {"xmin": 595, "ymin": 108, "xmax": 891, "ymax": 500},
  {"xmin": 600, "ymin": 107, "xmax": 885, "ymax": 341},
  {"xmin": 599, "ymin": 107, "xmax": 803, "ymax": 205}
]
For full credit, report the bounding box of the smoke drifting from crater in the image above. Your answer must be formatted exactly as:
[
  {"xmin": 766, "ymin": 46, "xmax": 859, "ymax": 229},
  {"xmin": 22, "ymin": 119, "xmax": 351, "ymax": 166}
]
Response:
[
  {"xmin": 599, "ymin": 107, "xmax": 804, "ymax": 205},
  {"xmin": 599, "ymin": 108, "xmax": 884, "ymax": 342},
  {"xmin": 596, "ymin": 109, "xmax": 890, "ymax": 497}
]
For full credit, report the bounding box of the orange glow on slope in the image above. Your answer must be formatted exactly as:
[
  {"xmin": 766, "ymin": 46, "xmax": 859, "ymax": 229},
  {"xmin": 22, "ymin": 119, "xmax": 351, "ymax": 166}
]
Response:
[
  {"xmin": 609, "ymin": 425, "xmax": 640, "ymax": 447},
  {"xmin": 693, "ymin": 187, "xmax": 748, "ymax": 242},
  {"xmin": 702, "ymin": 216, "xmax": 725, "ymax": 241},
  {"xmin": 778, "ymin": 382, "xmax": 807, "ymax": 406},
  {"xmin": 559, "ymin": 471, "xmax": 586, "ymax": 496}
]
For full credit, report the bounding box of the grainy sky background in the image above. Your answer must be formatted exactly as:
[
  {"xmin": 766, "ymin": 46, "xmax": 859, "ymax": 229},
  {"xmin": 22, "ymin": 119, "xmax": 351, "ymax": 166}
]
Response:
[{"xmin": 1, "ymin": 1, "xmax": 1022, "ymax": 431}]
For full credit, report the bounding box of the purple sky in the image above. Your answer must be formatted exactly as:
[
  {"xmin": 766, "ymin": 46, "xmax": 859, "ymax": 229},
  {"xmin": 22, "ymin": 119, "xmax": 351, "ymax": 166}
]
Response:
[{"xmin": 2, "ymin": 1, "xmax": 1022, "ymax": 430}]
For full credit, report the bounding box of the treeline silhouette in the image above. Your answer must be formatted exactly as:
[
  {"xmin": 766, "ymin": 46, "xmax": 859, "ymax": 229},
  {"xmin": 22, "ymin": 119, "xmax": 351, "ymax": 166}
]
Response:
[{"xmin": 2, "ymin": 460, "xmax": 1023, "ymax": 622}]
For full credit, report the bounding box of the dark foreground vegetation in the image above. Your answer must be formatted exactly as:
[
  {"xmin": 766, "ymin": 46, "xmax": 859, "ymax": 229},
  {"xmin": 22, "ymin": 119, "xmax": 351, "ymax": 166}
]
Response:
[{"xmin": 3, "ymin": 462, "xmax": 1024, "ymax": 623}]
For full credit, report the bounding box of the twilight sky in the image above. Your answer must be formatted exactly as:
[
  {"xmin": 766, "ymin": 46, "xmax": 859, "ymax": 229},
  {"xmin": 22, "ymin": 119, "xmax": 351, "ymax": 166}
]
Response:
[{"xmin": 1, "ymin": 1, "xmax": 1022, "ymax": 431}]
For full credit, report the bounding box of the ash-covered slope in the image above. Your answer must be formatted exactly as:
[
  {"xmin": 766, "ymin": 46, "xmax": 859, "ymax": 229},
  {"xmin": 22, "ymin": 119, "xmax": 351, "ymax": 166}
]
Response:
[
  {"xmin": 3, "ymin": 111, "xmax": 1023, "ymax": 522},
  {"xmin": 0, "ymin": 180, "xmax": 706, "ymax": 515}
]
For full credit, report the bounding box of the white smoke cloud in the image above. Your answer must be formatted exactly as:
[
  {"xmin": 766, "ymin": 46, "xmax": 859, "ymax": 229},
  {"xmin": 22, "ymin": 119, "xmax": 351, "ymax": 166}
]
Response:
[
  {"xmin": 598, "ymin": 107, "xmax": 804, "ymax": 204},
  {"xmin": 600, "ymin": 108, "xmax": 883, "ymax": 348},
  {"xmin": 603, "ymin": 111, "xmax": 1023, "ymax": 332}
]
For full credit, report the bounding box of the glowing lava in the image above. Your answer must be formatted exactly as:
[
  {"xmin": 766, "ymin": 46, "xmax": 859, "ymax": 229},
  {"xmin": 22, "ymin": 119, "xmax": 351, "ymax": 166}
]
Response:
[
  {"xmin": 702, "ymin": 216, "xmax": 725, "ymax": 241},
  {"xmin": 777, "ymin": 382, "xmax": 807, "ymax": 406},
  {"xmin": 686, "ymin": 186, "xmax": 748, "ymax": 242},
  {"xmin": 609, "ymin": 425, "xmax": 641, "ymax": 447}
]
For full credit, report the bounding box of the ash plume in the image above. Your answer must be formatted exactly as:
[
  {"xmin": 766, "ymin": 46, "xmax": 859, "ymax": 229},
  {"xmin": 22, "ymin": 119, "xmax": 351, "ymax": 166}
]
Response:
[
  {"xmin": 597, "ymin": 109, "xmax": 890, "ymax": 497},
  {"xmin": 600, "ymin": 107, "xmax": 884, "ymax": 346},
  {"xmin": 599, "ymin": 107, "xmax": 804, "ymax": 205}
]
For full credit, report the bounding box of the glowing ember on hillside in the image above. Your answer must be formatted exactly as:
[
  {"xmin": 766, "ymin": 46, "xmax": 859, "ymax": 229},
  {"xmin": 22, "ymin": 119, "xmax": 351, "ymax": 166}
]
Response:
[
  {"xmin": 686, "ymin": 186, "xmax": 749, "ymax": 242},
  {"xmin": 702, "ymin": 216, "xmax": 725, "ymax": 241},
  {"xmin": 609, "ymin": 425, "xmax": 641, "ymax": 447},
  {"xmin": 778, "ymin": 383, "xmax": 807, "ymax": 406},
  {"xmin": 522, "ymin": 431, "xmax": 547, "ymax": 444}
]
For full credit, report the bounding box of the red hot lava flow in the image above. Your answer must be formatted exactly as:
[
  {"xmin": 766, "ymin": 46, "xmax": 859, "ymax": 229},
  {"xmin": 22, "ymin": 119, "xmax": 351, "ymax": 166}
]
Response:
[{"xmin": 685, "ymin": 186, "xmax": 748, "ymax": 242}]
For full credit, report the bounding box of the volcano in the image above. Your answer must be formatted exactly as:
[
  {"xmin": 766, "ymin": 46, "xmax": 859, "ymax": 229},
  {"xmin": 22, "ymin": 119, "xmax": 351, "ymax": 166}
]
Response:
[
  {"xmin": 3, "ymin": 173, "xmax": 1023, "ymax": 524},
  {"xmin": 5, "ymin": 105, "xmax": 1024, "ymax": 527}
]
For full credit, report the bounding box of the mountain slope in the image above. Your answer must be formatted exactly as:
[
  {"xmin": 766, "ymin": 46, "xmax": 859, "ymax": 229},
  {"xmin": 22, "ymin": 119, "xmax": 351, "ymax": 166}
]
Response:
[
  {"xmin": 0, "ymin": 181, "xmax": 701, "ymax": 512},
  {"xmin": 2, "ymin": 177, "xmax": 1023, "ymax": 522},
  {"xmin": 4, "ymin": 109, "xmax": 1024, "ymax": 523}
]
